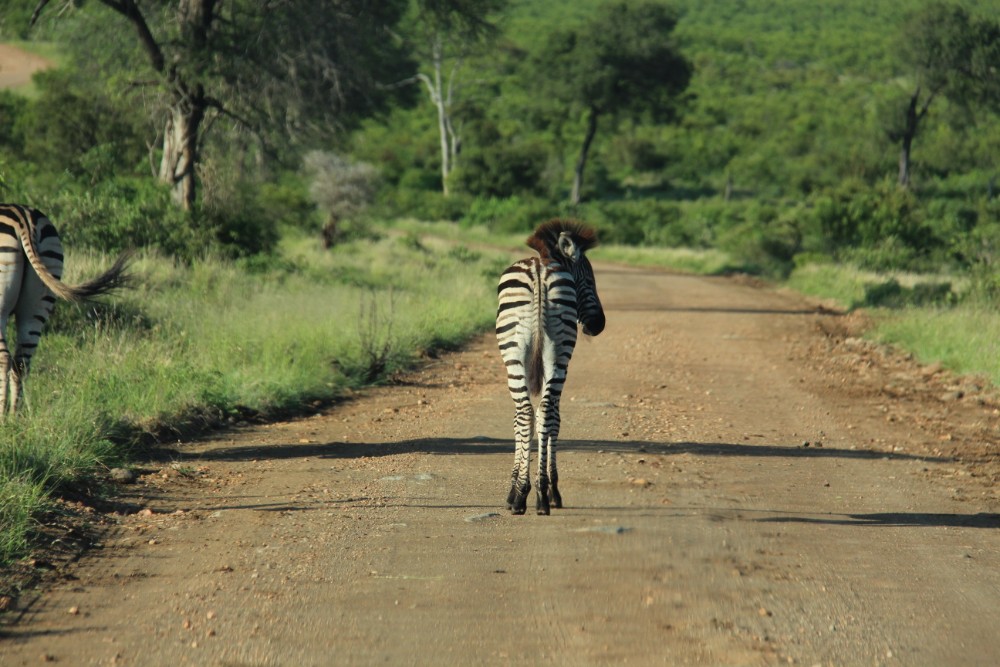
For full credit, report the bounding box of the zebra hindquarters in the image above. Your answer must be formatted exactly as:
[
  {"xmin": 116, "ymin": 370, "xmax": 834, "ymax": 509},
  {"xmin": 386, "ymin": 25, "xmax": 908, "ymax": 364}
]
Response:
[
  {"xmin": 0, "ymin": 242, "xmax": 26, "ymax": 416},
  {"xmin": 9, "ymin": 260, "xmax": 59, "ymax": 414}
]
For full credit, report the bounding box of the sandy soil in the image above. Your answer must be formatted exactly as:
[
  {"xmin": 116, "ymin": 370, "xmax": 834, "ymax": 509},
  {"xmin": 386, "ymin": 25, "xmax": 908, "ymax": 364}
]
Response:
[
  {"xmin": 2, "ymin": 264, "xmax": 999, "ymax": 666},
  {"xmin": 0, "ymin": 43, "xmax": 51, "ymax": 89}
]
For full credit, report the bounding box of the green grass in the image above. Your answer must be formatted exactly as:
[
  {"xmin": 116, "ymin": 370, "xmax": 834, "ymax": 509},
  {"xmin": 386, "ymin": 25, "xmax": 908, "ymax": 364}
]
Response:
[
  {"xmin": 874, "ymin": 306, "xmax": 1000, "ymax": 385},
  {"xmin": 0, "ymin": 224, "xmax": 508, "ymax": 565},
  {"xmin": 593, "ymin": 244, "xmax": 733, "ymax": 275},
  {"xmin": 787, "ymin": 260, "xmax": 1000, "ymax": 384}
]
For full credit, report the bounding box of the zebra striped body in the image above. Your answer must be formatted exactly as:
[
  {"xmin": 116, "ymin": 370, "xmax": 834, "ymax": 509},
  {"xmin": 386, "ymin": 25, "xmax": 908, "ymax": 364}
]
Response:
[
  {"xmin": 0, "ymin": 204, "xmax": 131, "ymax": 415},
  {"xmin": 496, "ymin": 219, "xmax": 605, "ymax": 515}
]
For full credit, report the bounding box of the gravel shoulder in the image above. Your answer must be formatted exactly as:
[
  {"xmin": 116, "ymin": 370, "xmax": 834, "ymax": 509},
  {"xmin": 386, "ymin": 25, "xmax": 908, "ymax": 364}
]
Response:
[{"xmin": 2, "ymin": 264, "xmax": 999, "ymax": 666}]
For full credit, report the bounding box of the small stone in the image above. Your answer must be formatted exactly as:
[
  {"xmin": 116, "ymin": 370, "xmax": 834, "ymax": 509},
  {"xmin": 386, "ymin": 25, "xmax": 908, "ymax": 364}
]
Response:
[
  {"xmin": 109, "ymin": 468, "xmax": 137, "ymax": 484},
  {"xmin": 206, "ymin": 610, "xmax": 216, "ymax": 620},
  {"xmin": 137, "ymin": 508, "xmax": 154, "ymax": 517},
  {"xmin": 68, "ymin": 606, "xmax": 80, "ymax": 615}
]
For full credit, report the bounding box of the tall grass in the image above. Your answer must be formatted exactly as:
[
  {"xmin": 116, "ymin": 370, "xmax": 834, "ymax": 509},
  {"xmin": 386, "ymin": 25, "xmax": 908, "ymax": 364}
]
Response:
[
  {"xmin": 874, "ymin": 306, "xmax": 1000, "ymax": 385},
  {"xmin": 0, "ymin": 226, "xmax": 507, "ymax": 564}
]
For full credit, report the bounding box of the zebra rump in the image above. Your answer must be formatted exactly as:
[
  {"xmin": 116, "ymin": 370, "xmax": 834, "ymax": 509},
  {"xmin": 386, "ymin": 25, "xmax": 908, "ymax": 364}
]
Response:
[{"xmin": 0, "ymin": 204, "xmax": 133, "ymax": 415}]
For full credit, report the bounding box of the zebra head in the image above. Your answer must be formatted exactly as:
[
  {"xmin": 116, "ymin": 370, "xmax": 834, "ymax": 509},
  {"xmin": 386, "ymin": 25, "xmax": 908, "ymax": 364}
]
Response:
[{"xmin": 528, "ymin": 219, "xmax": 606, "ymax": 337}]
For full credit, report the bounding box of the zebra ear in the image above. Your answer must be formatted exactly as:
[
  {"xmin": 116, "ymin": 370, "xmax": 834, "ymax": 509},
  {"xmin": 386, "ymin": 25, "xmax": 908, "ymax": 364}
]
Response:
[{"xmin": 557, "ymin": 232, "xmax": 578, "ymax": 261}]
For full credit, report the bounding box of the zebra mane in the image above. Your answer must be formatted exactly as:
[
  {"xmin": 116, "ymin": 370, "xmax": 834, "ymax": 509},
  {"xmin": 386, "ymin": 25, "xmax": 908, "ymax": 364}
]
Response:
[{"xmin": 526, "ymin": 219, "xmax": 598, "ymax": 261}]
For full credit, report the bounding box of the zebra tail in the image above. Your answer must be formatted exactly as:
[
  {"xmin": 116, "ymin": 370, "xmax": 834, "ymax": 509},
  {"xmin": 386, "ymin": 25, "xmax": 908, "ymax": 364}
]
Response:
[
  {"xmin": 528, "ymin": 335, "xmax": 543, "ymax": 397},
  {"xmin": 17, "ymin": 219, "xmax": 134, "ymax": 302},
  {"xmin": 61, "ymin": 249, "xmax": 135, "ymax": 301}
]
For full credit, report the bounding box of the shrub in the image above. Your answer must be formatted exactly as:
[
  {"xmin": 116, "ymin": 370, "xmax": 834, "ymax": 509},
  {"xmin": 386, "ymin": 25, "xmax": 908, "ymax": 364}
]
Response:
[{"xmin": 460, "ymin": 196, "xmax": 554, "ymax": 233}]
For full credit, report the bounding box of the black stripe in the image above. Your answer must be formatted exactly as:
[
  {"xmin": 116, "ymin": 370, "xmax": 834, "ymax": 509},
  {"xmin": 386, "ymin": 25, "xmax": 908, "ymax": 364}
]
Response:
[
  {"xmin": 38, "ymin": 223, "xmax": 59, "ymax": 241},
  {"xmin": 497, "ymin": 300, "xmax": 531, "ymax": 314},
  {"xmin": 498, "ymin": 279, "xmax": 530, "ymax": 293},
  {"xmin": 41, "ymin": 250, "xmax": 64, "ymax": 261},
  {"xmin": 496, "ymin": 321, "xmax": 518, "ymax": 335}
]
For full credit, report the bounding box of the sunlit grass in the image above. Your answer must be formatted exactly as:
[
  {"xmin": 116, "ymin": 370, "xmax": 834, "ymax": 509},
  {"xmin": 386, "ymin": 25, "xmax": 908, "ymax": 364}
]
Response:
[
  {"xmin": 874, "ymin": 306, "xmax": 1000, "ymax": 386},
  {"xmin": 787, "ymin": 260, "xmax": 998, "ymax": 383},
  {"xmin": 593, "ymin": 244, "xmax": 733, "ymax": 275}
]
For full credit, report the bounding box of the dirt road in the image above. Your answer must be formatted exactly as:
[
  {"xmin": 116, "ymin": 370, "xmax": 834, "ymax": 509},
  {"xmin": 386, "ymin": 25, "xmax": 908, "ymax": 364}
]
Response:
[
  {"xmin": 2, "ymin": 264, "xmax": 999, "ymax": 666},
  {"xmin": 0, "ymin": 43, "xmax": 51, "ymax": 89}
]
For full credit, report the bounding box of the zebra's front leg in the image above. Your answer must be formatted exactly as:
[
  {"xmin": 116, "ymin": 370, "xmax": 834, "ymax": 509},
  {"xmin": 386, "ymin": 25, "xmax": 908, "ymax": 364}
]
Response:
[{"xmin": 507, "ymin": 396, "xmax": 534, "ymax": 515}]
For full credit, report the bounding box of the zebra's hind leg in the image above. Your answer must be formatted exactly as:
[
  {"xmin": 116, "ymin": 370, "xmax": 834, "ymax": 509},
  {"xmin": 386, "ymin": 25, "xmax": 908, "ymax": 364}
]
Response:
[
  {"xmin": 535, "ymin": 428, "xmax": 551, "ymax": 516},
  {"xmin": 548, "ymin": 467, "xmax": 562, "ymax": 509},
  {"xmin": 0, "ymin": 349, "xmax": 9, "ymax": 416},
  {"xmin": 8, "ymin": 356, "xmax": 29, "ymax": 415},
  {"xmin": 507, "ymin": 399, "xmax": 534, "ymax": 515}
]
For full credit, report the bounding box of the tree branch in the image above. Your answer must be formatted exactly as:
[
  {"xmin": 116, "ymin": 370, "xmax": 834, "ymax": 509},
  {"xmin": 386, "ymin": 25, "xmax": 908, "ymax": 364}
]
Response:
[
  {"xmin": 96, "ymin": 0, "xmax": 166, "ymax": 73},
  {"xmin": 29, "ymin": 0, "xmax": 51, "ymax": 26}
]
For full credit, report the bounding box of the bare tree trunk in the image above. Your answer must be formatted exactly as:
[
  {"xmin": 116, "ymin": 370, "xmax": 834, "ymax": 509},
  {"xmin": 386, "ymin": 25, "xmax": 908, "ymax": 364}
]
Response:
[
  {"xmin": 897, "ymin": 87, "xmax": 936, "ymax": 190},
  {"xmin": 418, "ymin": 35, "xmax": 464, "ymax": 197},
  {"xmin": 898, "ymin": 91, "xmax": 919, "ymax": 188},
  {"xmin": 571, "ymin": 107, "xmax": 600, "ymax": 206},
  {"xmin": 159, "ymin": 85, "xmax": 206, "ymax": 211}
]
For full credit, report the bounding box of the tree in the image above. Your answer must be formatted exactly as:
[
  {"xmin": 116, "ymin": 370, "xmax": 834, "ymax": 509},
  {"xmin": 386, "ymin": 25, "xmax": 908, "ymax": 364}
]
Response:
[
  {"xmin": 894, "ymin": 2, "xmax": 1000, "ymax": 188},
  {"xmin": 304, "ymin": 151, "xmax": 378, "ymax": 248},
  {"xmin": 30, "ymin": 0, "xmax": 417, "ymax": 211},
  {"xmin": 530, "ymin": 1, "xmax": 691, "ymax": 205},
  {"xmin": 400, "ymin": 0, "xmax": 506, "ymax": 197}
]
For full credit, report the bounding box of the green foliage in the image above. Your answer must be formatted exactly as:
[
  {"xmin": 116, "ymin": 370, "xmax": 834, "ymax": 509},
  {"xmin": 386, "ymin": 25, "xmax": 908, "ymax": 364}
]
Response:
[
  {"xmin": 15, "ymin": 70, "xmax": 145, "ymax": 181},
  {"xmin": 460, "ymin": 196, "xmax": 554, "ymax": 233}
]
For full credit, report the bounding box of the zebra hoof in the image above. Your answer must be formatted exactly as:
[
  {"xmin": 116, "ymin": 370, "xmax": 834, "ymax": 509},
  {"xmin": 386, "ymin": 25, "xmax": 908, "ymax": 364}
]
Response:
[
  {"xmin": 549, "ymin": 488, "xmax": 563, "ymax": 509},
  {"xmin": 509, "ymin": 490, "xmax": 528, "ymax": 515},
  {"xmin": 536, "ymin": 495, "xmax": 550, "ymax": 515}
]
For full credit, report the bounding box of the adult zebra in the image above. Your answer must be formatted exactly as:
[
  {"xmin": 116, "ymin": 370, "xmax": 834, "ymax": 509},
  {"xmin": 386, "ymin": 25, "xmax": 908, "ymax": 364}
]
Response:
[
  {"xmin": 496, "ymin": 219, "xmax": 605, "ymax": 515},
  {"xmin": 0, "ymin": 204, "xmax": 131, "ymax": 415}
]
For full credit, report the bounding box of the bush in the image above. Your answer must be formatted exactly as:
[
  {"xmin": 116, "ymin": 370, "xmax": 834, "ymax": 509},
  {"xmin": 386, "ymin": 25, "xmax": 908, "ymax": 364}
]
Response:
[
  {"xmin": 44, "ymin": 178, "xmax": 207, "ymax": 258},
  {"xmin": 16, "ymin": 70, "xmax": 145, "ymax": 180},
  {"xmin": 460, "ymin": 196, "xmax": 554, "ymax": 233}
]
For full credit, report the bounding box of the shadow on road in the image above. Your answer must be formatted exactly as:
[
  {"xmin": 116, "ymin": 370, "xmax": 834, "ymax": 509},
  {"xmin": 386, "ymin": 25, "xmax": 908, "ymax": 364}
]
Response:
[
  {"xmin": 611, "ymin": 305, "xmax": 837, "ymax": 316},
  {"xmin": 757, "ymin": 512, "xmax": 1000, "ymax": 529},
  {"xmin": 161, "ymin": 436, "xmax": 951, "ymax": 465}
]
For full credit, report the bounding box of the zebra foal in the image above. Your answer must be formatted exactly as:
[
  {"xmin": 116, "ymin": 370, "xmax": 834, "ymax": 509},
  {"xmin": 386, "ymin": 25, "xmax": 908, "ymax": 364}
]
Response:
[
  {"xmin": 496, "ymin": 219, "xmax": 605, "ymax": 515},
  {"xmin": 0, "ymin": 204, "xmax": 131, "ymax": 415}
]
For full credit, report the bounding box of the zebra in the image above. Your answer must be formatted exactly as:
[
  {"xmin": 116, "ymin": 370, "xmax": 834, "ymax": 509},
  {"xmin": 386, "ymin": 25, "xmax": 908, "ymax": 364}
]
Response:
[
  {"xmin": 496, "ymin": 219, "xmax": 605, "ymax": 515},
  {"xmin": 0, "ymin": 204, "xmax": 131, "ymax": 415}
]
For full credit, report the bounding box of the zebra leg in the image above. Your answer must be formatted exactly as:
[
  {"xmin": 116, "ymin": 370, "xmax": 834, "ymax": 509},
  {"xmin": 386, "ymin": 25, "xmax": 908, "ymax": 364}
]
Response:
[
  {"xmin": 12, "ymin": 268, "xmax": 56, "ymax": 415},
  {"xmin": 0, "ymin": 348, "xmax": 9, "ymax": 416},
  {"xmin": 547, "ymin": 399, "xmax": 563, "ymax": 509},
  {"xmin": 535, "ymin": 395, "xmax": 564, "ymax": 514},
  {"xmin": 8, "ymin": 355, "xmax": 28, "ymax": 414},
  {"xmin": 507, "ymin": 396, "xmax": 534, "ymax": 514}
]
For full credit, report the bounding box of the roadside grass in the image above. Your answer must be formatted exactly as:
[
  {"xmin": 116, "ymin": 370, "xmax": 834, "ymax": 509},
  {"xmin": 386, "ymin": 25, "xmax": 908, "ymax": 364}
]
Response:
[
  {"xmin": 593, "ymin": 245, "xmax": 732, "ymax": 275},
  {"xmin": 788, "ymin": 261, "xmax": 1000, "ymax": 384},
  {"xmin": 0, "ymin": 226, "xmax": 506, "ymax": 565}
]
